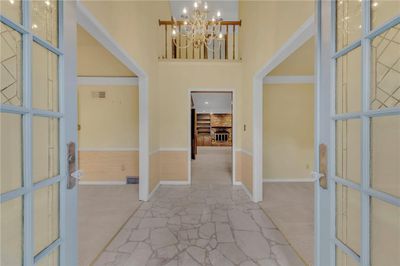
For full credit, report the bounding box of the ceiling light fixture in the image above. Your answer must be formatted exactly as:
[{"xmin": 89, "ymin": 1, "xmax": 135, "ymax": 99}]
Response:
[
  {"xmin": 205, "ymin": 101, "xmax": 209, "ymax": 104},
  {"xmin": 171, "ymin": 0, "xmax": 224, "ymax": 50}
]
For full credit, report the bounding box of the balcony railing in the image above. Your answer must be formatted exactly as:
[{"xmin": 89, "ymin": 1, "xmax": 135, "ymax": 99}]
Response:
[{"xmin": 158, "ymin": 20, "xmax": 241, "ymax": 60}]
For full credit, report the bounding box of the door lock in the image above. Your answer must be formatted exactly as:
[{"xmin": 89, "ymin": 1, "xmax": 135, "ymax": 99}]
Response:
[{"xmin": 318, "ymin": 143, "xmax": 328, "ymax": 189}]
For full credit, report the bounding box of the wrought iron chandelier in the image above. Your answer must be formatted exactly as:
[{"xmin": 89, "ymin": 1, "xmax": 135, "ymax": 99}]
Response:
[{"xmin": 171, "ymin": 1, "xmax": 224, "ymax": 50}]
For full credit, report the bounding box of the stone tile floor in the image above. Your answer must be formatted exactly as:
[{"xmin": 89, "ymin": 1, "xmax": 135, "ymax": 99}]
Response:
[{"xmin": 93, "ymin": 184, "xmax": 305, "ymax": 266}]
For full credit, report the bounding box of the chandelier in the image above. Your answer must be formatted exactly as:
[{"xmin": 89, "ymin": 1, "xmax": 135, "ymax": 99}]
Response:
[{"xmin": 171, "ymin": 1, "xmax": 224, "ymax": 50}]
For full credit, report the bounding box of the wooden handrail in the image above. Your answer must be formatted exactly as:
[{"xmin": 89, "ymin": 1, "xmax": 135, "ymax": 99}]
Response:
[
  {"xmin": 158, "ymin": 19, "xmax": 241, "ymax": 60},
  {"xmin": 159, "ymin": 19, "xmax": 241, "ymax": 26}
]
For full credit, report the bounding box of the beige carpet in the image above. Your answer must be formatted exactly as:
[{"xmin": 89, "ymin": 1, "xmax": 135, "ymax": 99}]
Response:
[
  {"xmin": 78, "ymin": 185, "xmax": 141, "ymax": 266},
  {"xmin": 259, "ymin": 182, "xmax": 314, "ymax": 266},
  {"xmin": 191, "ymin": 147, "xmax": 232, "ymax": 185}
]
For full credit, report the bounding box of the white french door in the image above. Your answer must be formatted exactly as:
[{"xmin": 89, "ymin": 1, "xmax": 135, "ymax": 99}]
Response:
[
  {"xmin": 316, "ymin": 1, "xmax": 399, "ymax": 266},
  {"xmin": 1, "ymin": 1, "xmax": 77, "ymax": 265}
]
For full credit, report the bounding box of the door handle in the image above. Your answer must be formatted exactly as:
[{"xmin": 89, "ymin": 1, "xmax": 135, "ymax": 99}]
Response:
[
  {"xmin": 67, "ymin": 142, "xmax": 77, "ymax": 189},
  {"xmin": 318, "ymin": 143, "xmax": 328, "ymax": 189}
]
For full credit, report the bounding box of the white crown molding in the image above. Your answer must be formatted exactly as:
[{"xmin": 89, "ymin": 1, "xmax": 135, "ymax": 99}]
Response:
[
  {"xmin": 78, "ymin": 147, "xmax": 139, "ymax": 152},
  {"xmin": 78, "ymin": 76, "xmax": 139, "ymax": 86},
  {"xmin": 263, "ymin": 75, "xmax": 314, "ymax": 85}
]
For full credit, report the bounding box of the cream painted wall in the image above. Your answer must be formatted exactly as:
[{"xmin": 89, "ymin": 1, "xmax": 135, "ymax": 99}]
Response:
[
  {"xmin": 263, "ymin": 84, "xmax": 314, "ymax": 180},
  {"xmin": 239, "ymin": 0, "xmax": 315, "ymax": 152},
  {"xmin": 77, "ymin": 25, "xmax": 135, "ymax": 77},
  {"xmin": 158, "ymin": 61, "xmax": 242, "ymax": 148},
  {"xmin": 78, "ymin": 86, "xmax": 139, "ymax": 149}
]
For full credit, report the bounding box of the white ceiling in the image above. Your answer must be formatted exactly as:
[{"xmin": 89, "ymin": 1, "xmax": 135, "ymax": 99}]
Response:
[
  {"xmin": 192, "ymin": 92, "xmax": 232, "ymax": 114},
  {"xmin": 169, "ymin": 0, "xmax": 239, "ymax": 21}
]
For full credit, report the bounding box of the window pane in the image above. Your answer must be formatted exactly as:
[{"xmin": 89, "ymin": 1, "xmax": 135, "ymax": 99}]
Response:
[
  {"xmin": 336, "ymin": 183, "xmax": 361, "ymax": 255},
  {"xmin": 1, "ymin": 22, "xmax": 22, "ymax": 106},
  {"xmin": 370, "ymin": 24, "xmax": 400, "ymax": 110},
  {"xmin": 0, "ymin": 113, "xmax": 23, "ymax": 193},
  {"xmin": 36, "ymin": 247, "xmax": 59, "ymax": 266},
  {"xmin": 34, "ymin": 183, "xmax": 59, "ymax": 255},
  {"xmin": 336, "ymin": 0, "xmax": 362, "ymax": 51},
  {"xmin": 1, "ymin": 197, "xmax": 23, "ymax": 266},
  {"xmin": 32, "ymin": 42, "xmax": 59, "ymax": 112},
  {"xmin": 33, "ymin": 116, "xmax": 59, "ymax": 183},
  {"xmin": 0, "ymin": 0, "xmax": 22, "ymax": 24},
  {"xmin": 371, "ymin": 198, "xmax": 400, "ymax": 266},
  {"xmin": 371, "ymin": 115, "xmax": 400, "ymax": 197},
  {"xmin": 336, "ymin": 119, "xmax": 361, "ymax": 183},
  {"xmin": 336, "ymin": 47, "xmax": 362, "ymax": 114},
  {"xmin": 336, "ymin": 247, "xmax": 359, "ymax": 266},
  {"xmin": 31, "ymin": 0, "xmax": 58, "ymax": 46},
  {"xmin": 371, "ymin": 0, "xmax": 400, "ymax": 30}
]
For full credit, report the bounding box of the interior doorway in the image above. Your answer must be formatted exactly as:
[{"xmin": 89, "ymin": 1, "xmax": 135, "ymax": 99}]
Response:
[
  {"xmin": 190, "ymin": 91, "xmax": 233, "ymax": 185},
  {"xmin": 75, "ymin": 25, "xmax": 141, "ymax": 266}
]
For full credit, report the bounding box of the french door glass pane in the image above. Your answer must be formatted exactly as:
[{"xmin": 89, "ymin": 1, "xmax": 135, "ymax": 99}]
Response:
[
  {"xmin": 32, "ymin": 116, "xmax": 59, "ymax": 183},
  {"xmin": 31, "ymin": 0, "xmax": 58, "ymax": 47},
  {"xmin": 336, "ymin": 183, "xmax": 361, "ymax": 255},
  {"xmin": 36, "ymin": 247, "xmax": 59, "ymax": 266},
  {"xmin": 33, "ymin": 183, "xmax": 59, "ymax": 255},
  {"xmin": 336, "ymin": 0, "xmax": 362, "ymax": 51},
  {"xmin": 0, "ymin": 113, "xmax": 23, "ymax": 193},
  {"xmin": 336, "ymin": 247, "xmax": 359, "ymax": 266},
  {"xmin": 371, "ymin": 198, "xmax": 400, "ymax": 266},
  {"xmin": 371, "ymin": 0, "xmax": 400, "ymax": 30},
  {"xmin": 0, "ymin": 0, "xmax": 22, "ymax": 24},
  {"xmin": 336, "ymin": 47, "xmax": 362, "ymax": 113},
  {"xmin": 1, "ymin": 22, "xmax": 23, "ymax": 106},
  {"xmin": 336, "ymin": 119, "xmax": 361, "ymax": 183},
  {"xmin": 370, "ymin": 115, "xmax": 400, "ymax": 197},
  {"xmin": 32, "ymin": 42, "xmax": 59, "ymax": 112},
  {"xmin": 1, "ymin": 197, "xmax": 23, "ymax": 266},
  {"xmin": 370, "ymin": 24, "xmax": 400, "ymax": 109}
]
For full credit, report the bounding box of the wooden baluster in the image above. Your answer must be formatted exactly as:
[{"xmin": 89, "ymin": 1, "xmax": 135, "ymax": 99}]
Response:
[
  {"xmin": 219, "ymin": 24, "xmax": 222, "ymax": 60},
  {"xmin": 233, "ymin": 25, "xmax": 236, "ymax": 60},
  {"xmin": 164, "ymin": 24, "xmax": 167, "ymax": 59},
  {"xmin": 225, "ymin": 25, "xmax": 228, "ymax": 60},
  {"xmin": 178, "ymin": 25, "xmax": 181, "ymax": 59}
]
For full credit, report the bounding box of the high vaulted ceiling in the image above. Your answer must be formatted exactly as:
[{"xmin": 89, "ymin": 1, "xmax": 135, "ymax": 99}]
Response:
[
  {"xmin": 169, "ymin": 0, "xmax": 239, "ymax": 21},
  {"xmin": 192, "ymin": 92, "xmax": 232, "ymax": 114}
]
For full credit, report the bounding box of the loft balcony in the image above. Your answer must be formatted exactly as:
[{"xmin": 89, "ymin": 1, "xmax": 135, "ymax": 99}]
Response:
[{"xmin": 158, "ymin": 20, "xmax": 241, "ymax": 61}]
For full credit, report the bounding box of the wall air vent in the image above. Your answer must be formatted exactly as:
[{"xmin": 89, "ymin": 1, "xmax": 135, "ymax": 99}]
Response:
[{"xmin": 91, "ymin": 91, "xmax": 106, "ymax": 98}]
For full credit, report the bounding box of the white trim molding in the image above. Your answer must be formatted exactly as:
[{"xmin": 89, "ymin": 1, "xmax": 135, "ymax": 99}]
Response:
[
  {"xmin": 240, "ymin": 182, "xmax": 253, "ymax": 200},
  {"xmin": 79, "ymin": 181, "xmax": 127, "ymax": 185},
  {"xmin": 78, "ymin": 76, "xmax": 139, "ymax": 86},
  {"xmin": 252, "ymin": 15, "xmax": 315, "ymax": 203},
  {"xmin": 159, "ymin": 181, "xmax": 190, "ymax": 185},
  {"xmin": 77, "ymin": 1, "xmax": 150, "ymax": 201},
  {"xmin": 263, "ymin": 178, "xmax": 315, "ymax": 183},
  {"xmin": 148, "ymin": 182, "xmax": 161, "ymax": 199},
  {"xmin": 78, "ymin": 147, "xmax": 139, "ymax": 152},
  {"xmin": 159, "ymin": 148, "xmax": 189, "ymax": 152},
  {"xmin": 236, "ymin": 148, "xmax": 253, "ymax": 157},
  {"xmin": 263, "ymin": 75, "xmax": 315, "ymax": 85}
]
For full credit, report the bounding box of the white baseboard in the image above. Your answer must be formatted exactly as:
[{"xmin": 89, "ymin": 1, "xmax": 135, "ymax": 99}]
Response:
[
  {"xmin": 263, "ymin": 178, "xmax": 315, "ymax": 183},
  {"xmin": 79, "ymin": 181, "xmax": 127, "ymax": 185},
  {"xmin": 233, "ymin": 181, "xmax": 242, "ymax": 186},
  {"xmin": 239, "ymin": 182, "xmax": 253, "ymax": 200},
  {"xmin": 159, "ymin": 180, "xmax": 190, "ymax": 185},
  {"xmin": 148, "ymin": 182, "xmax": 160, "ymax": 199}
]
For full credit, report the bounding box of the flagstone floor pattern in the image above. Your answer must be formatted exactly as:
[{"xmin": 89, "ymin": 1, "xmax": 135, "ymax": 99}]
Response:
[{"xmin": 93, "ymin": 184, "xmax": 305, "ymax": 266}]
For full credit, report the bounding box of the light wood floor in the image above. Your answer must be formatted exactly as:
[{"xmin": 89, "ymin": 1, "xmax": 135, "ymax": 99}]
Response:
[
  {"xmin": 259, "ymin": 182, "xmax": 314, "ymax": 266},
  {"xmin": 191, "ymin": 146, "xmax": 233, "ymax": 185},
  {"xmin": 78, "ymin": 185, "xmax": 141, "ymax": 266}
]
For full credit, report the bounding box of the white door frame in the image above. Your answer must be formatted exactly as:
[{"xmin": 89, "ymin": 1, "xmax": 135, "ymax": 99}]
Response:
[
  {"xmin": 188, "ymin": 88, "xmax": 237, "ymax": 186},
  {"xmin": 252, "ymin": 16, "xmax": 315, "ymax": 203},
  {"xmin": 76, "ymin": 2, "xmax": 150, "ymax": 201}
]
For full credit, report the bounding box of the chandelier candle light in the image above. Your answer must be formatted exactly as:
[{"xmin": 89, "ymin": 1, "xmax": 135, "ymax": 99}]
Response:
[{"xmin": 171, "ymin": 0, "xmax": 224, "ymax": 50}]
